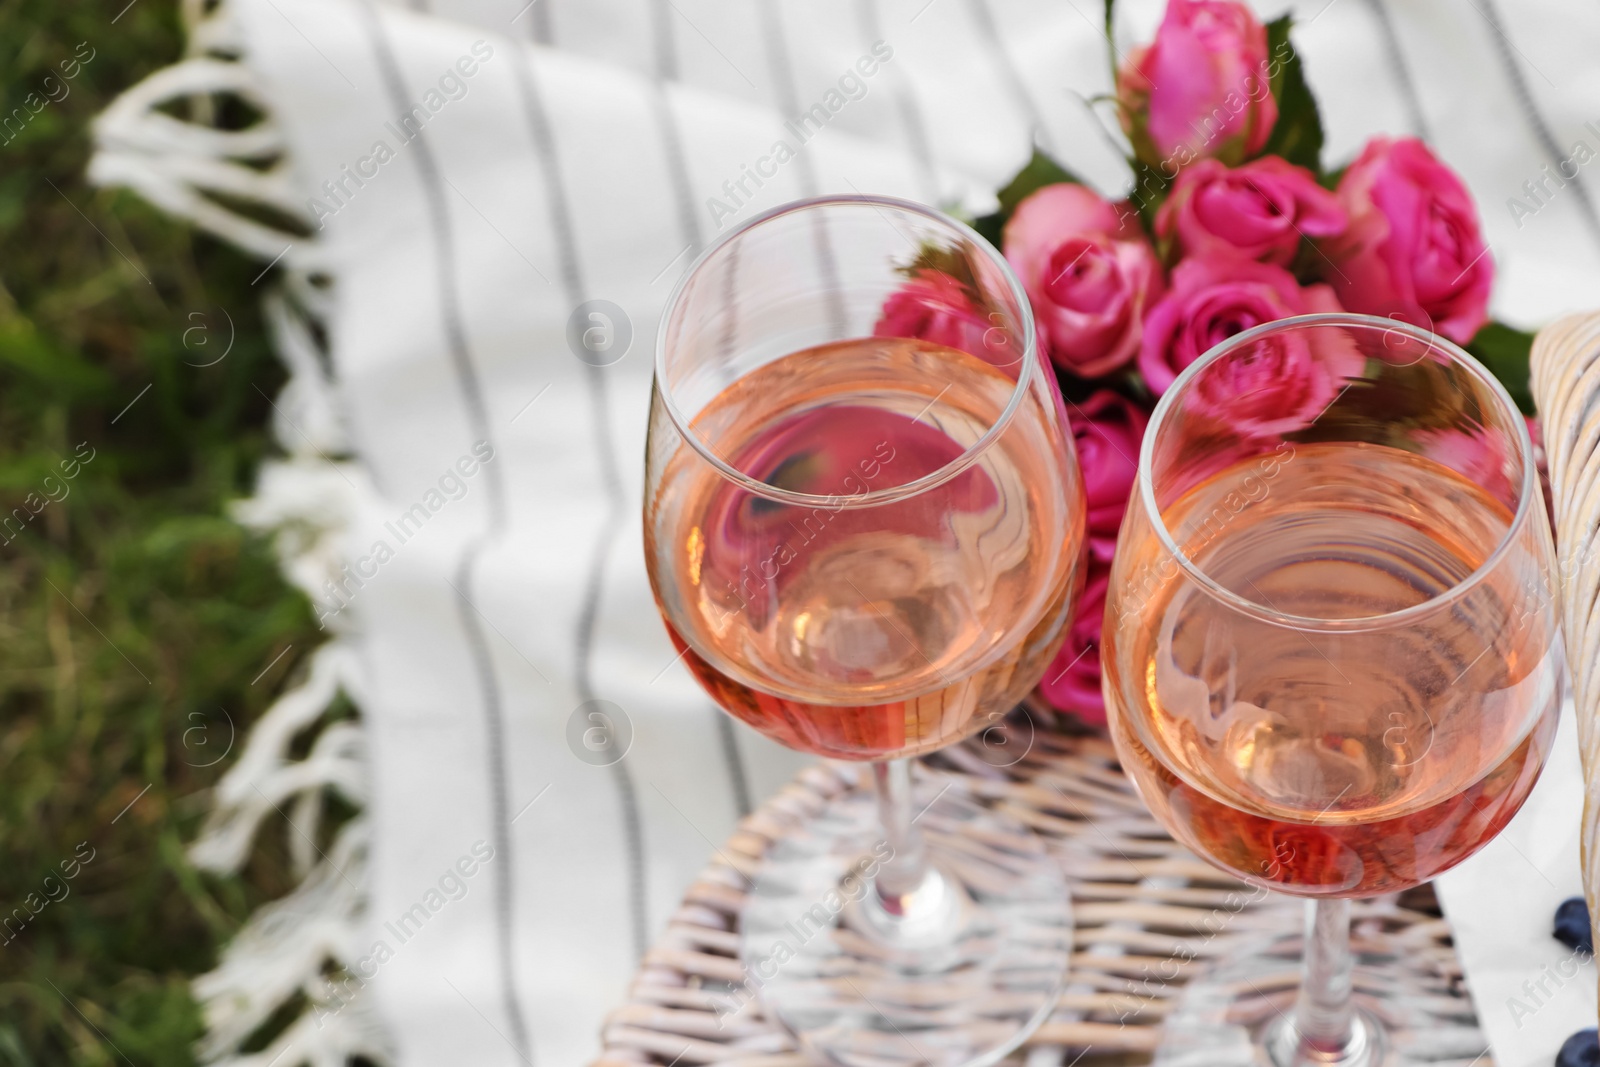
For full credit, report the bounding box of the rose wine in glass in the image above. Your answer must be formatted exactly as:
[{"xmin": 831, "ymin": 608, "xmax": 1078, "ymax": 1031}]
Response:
[
  {"xmin": 1114, "ymin": 443, "xmax": 1555, "ymax": 897},
  {"xmin": 647, "ymin": 337, "xmax": 1079, "ymax": 762},
  {"xmin": 645, "ymin": 197, "xmax": 1085, "ymax": 1067},
  {"xmin": 1102, "ymin": 315, "xmax": 1562, "ymax": 1067}
]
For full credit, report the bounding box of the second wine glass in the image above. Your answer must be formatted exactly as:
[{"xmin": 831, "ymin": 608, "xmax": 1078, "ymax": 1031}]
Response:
[{"xmin": 1102, "ymin": 313, "xmax": 1562, "ymax": 1066}]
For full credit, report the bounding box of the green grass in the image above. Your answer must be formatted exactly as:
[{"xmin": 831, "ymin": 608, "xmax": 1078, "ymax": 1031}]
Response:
[{"xmin": 0, "ymin": 1, "xmax": 321, "ymax": 1062}]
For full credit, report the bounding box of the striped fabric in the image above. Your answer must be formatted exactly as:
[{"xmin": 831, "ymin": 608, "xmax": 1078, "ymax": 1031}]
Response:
[{"xmin": 140, "ymin": 0, "xmax": 1600, "ymax": 1063}]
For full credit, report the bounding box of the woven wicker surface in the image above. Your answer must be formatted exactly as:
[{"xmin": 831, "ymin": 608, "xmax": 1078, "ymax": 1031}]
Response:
[
  {"xmin": 1531, "ymin": 312, "xmax": 1600, "ymax": 974},
  {"xmin": 593, "ymin": 704, "xmax": 1483, "ymax": 1066}
]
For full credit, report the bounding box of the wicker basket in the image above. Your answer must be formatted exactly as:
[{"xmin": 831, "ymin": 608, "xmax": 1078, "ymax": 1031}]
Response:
[
  {"xmin": 1531, "ymin": 312, "xmax": 1600, "ymax": 1001},
  {"xmin": 593, "ymin": 699, "xmax": 1481, "ymax": 1065}
]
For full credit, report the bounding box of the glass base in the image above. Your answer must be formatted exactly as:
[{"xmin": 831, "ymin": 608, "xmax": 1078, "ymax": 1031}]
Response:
[
  {"xmin": 737, "ymin": 769, "xmax": 1070, "ymax": 1067},
  {"xmin": 1153, "ymin": 924, "xmax": 1486, "ymax": 1066}
]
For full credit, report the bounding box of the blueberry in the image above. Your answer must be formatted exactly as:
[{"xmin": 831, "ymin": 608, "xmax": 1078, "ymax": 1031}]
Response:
[
  {"xmin": 1557, "ymin": 1029, "xmax": 1599, "ymax": 1067},
  {"xmin": 1555, "ymin": 896, "xmax": 1594, "ymax": 954}
]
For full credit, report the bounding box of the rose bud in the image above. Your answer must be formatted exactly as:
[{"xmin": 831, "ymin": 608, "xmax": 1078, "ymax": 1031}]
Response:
[{"xmin": 1116, "ymin": 0, "xmax": 1279, "ymax": 173}]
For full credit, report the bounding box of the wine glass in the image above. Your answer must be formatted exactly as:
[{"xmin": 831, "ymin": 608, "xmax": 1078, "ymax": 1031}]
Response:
[
  {"xmin": 644, "ymin": 195, "xmax": 1087, "ymax": 1067},
  {"xmin": 1101, "ymin": 313, "xmax": 1563, "ymax": 1065}
]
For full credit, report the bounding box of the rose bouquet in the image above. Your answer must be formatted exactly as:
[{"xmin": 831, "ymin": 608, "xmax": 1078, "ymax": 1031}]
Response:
[{"xmin": 876, "ymin": 0, "xmax": 1535, "ymax": 728}]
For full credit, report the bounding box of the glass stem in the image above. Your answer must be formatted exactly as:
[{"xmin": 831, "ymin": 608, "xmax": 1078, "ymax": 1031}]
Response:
[
  {"xmin": 1292, "ymin": 898, "xmax": 1356, "ymax": 1055},
  {"xmin": 870, "ymin": 759, "xmax": 931, "ymax": 915}
]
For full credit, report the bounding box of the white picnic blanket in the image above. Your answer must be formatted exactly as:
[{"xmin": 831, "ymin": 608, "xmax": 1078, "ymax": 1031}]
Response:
[{"xmin": 89, "ymin": 1, "xmax": 1600, "ymax": 1064}]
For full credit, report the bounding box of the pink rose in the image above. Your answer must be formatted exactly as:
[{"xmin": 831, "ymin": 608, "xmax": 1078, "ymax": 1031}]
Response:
[
  {"xmin": 1157, "ymin": 157, "xmax": 1345, "ymax": 265},
  {"xmin": 1140, "ymin": 257, "xmax": 1361, "ymax": 437},
  {"xmin": 1116, "ymin": 0, "xmax": 1279, "ymax": 171},
  {"xmin": 873, "ymin": 271, "xmax": 1013, "ymax": 366},
  {"xmin": 1040, "ymin": 565, "xmax": 1109, "ymax": 727},
  {"xmin": 1004, "ymin": 184, "xmax": 1163, "ymax": 378},
  {"xmin": 1074, "ymin": 390, "xmax": 1148, "ymax": 566},
  {"xmin": 1321, "ymin": 137, "xmax": 1492, "ymax": 345}
]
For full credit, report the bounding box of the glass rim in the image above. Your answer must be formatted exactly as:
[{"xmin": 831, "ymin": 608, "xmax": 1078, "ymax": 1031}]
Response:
[
  {"xmin": 652, "ymin": 193, "xmax": 1041, "ymax": 510},
  {"xmin": 1135, "ymin": 312, "xmax": 1540, "ymax": 633}
]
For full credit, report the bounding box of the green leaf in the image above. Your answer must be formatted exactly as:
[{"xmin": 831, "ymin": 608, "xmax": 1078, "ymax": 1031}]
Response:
[
  {"xmin": 1258, "ymin": 15, "xmax": 1324, "ymax": 173},
  {"xmin": 971, "ymin": 211, "xmax": 1004, "ymax": 249},
  {"xmin": 1286, "ymin": 236, "xmax": 1331, "ymax": 287},
  {"xmin": 1103, "ymin": 0, "xmax": 1114, "ymax": 41},
  {"xmin": 995, "ymin": 149, "xmax": 1086, "ymax": 217},
  {"xmin": 895, "ymin": 239, "xmax": 981, "ymax": 296},
  {"xmin": 969, "ymin": 150, "xmax": 1090, "ymax": 252},
  {"xmin": 1465, "ymin": 320, "xmax": 1536, "ymax": 414}
]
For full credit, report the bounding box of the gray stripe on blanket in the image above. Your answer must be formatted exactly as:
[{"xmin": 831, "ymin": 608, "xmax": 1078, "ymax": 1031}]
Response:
[
  {"xmin": 650, "ymin": 0, "xmax": 679, "ymax": 82},
  {"xmin": 858, "ymin": 0, "xmax": 940, "ymax": 204},
  {"xmin": 358, "ymin": 2, "xmax": 535, "ymax": 1063},
  {"xmin": 648, "ymin": 17, "xmax": 756, "ymax": 818},
  {"xmin": 1475, "ymin": 0, "xmax": 1600, "ymax": 256},
  {"xmin": 756, "ymin": 0, "xmax": 847, "ymax": 334},
  {"xmin": 511, "ymin": 42, "xmax": 652, "ymax": 962},
  {"xmin": 965, "ymin": 0, "xmax": 1060, "ymax": 160},
  {"xmin": 1359, "ymin": 0, "xmax": 1432, "ymax": 142}
]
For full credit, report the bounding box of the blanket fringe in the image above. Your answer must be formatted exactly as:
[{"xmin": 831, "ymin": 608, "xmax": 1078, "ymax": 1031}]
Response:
[{"xmin": 88, "ymin": 2, "xmax": 379, "ymax": 1064}]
